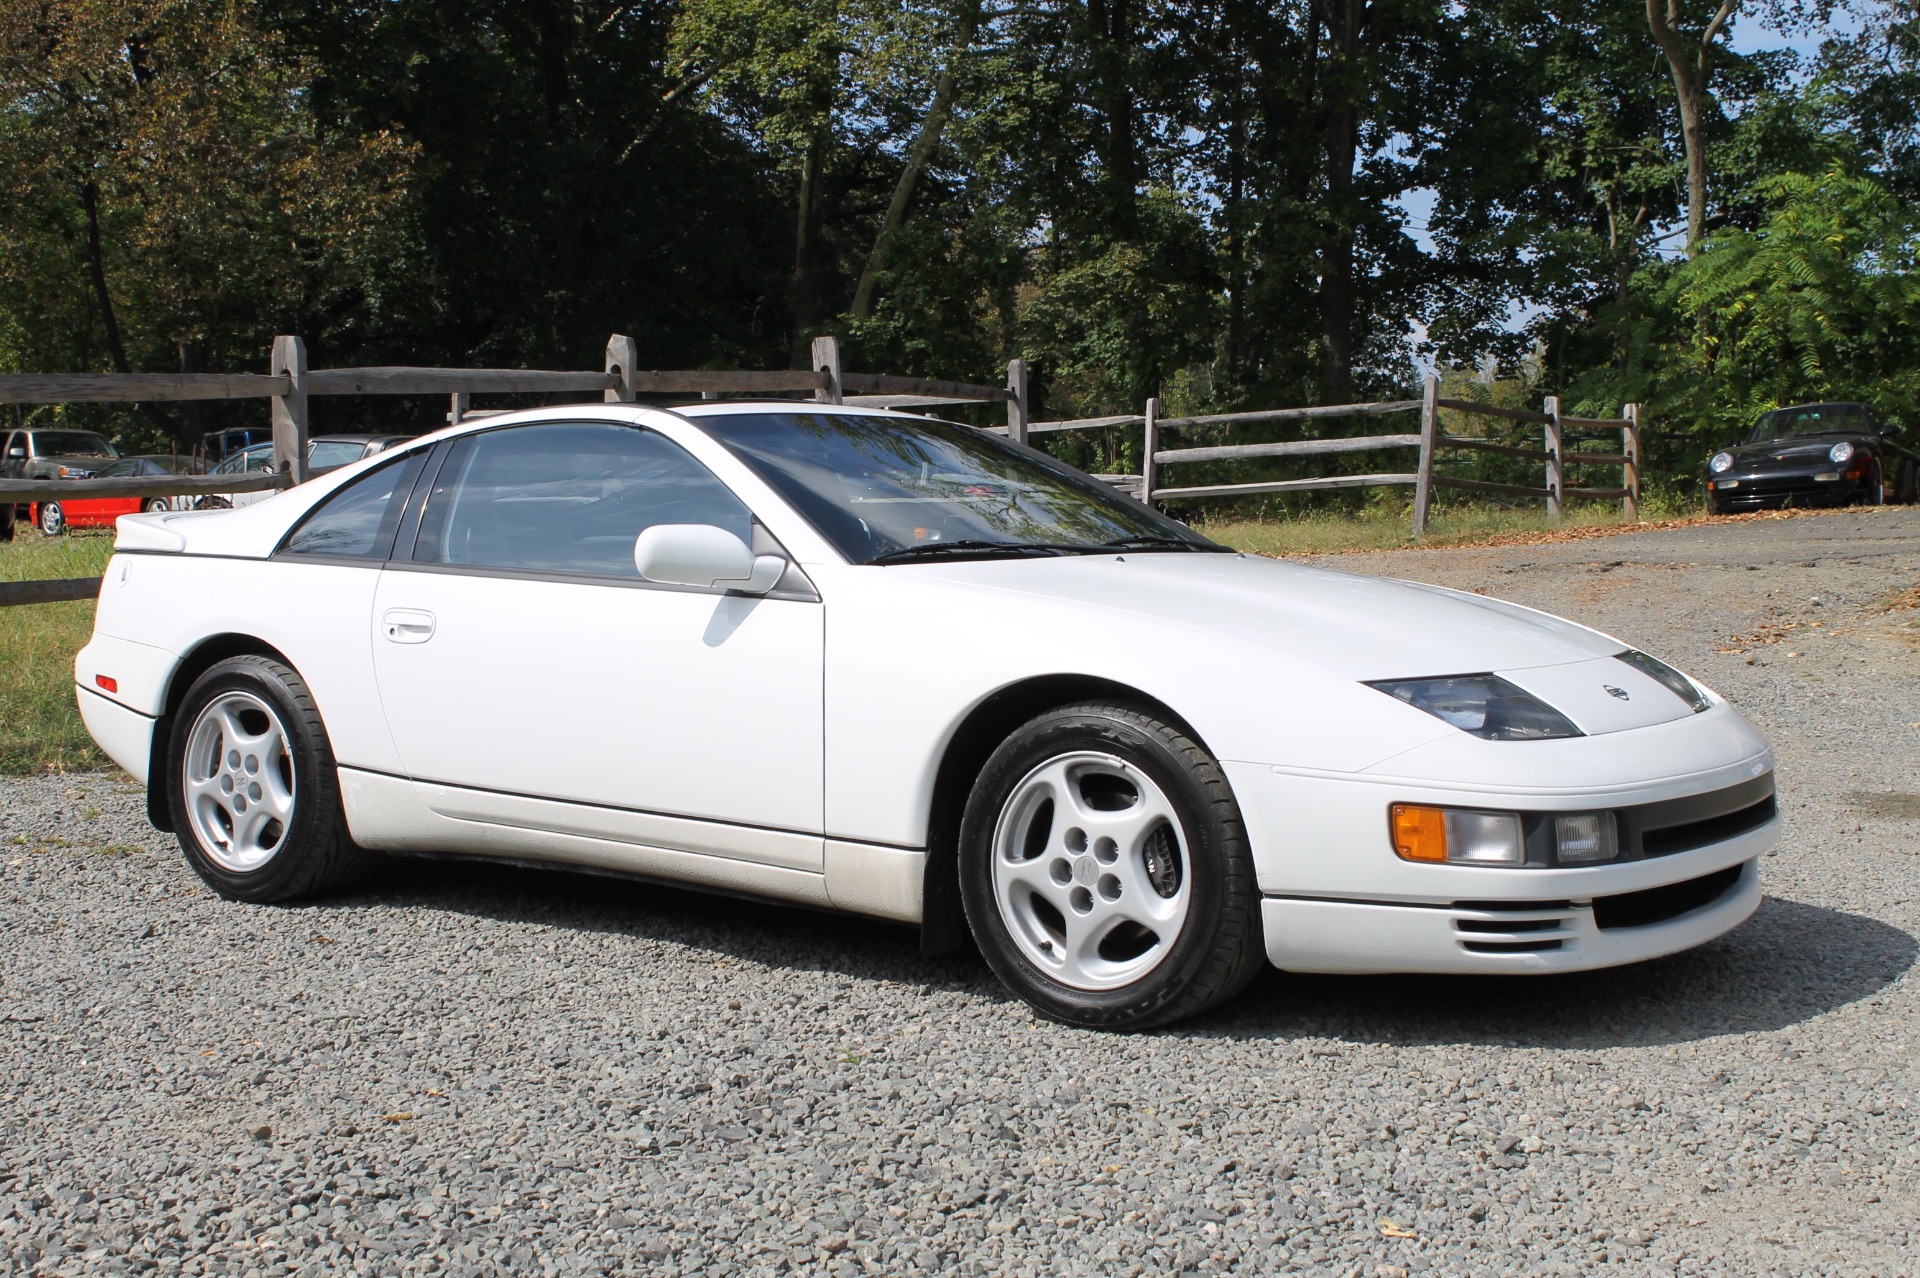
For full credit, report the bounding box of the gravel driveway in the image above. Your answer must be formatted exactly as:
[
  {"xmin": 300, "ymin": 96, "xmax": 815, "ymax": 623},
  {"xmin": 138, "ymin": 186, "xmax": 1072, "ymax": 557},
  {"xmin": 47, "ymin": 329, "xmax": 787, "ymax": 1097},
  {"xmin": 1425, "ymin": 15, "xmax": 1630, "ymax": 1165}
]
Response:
[{"xmin": 4, "ymin": 507, "xmax": 1917, "ymax": 1277}]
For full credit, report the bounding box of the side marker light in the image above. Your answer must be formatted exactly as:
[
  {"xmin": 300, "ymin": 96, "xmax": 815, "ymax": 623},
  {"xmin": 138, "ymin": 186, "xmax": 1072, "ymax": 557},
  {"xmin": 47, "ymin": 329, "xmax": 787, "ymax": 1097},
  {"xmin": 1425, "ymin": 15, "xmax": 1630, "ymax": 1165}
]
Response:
[{"xmin": 95, "ymin": 674, "xmax": 118, "ymax": 693}]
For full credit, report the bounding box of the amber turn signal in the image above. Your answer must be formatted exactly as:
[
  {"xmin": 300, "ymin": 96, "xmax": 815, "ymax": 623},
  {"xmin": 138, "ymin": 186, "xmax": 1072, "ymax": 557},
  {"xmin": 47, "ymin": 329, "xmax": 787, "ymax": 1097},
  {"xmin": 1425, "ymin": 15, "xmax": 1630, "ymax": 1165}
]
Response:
[{"xmin": 1390, "ymin": 804, "xmax": 1448, "ymax": 862}]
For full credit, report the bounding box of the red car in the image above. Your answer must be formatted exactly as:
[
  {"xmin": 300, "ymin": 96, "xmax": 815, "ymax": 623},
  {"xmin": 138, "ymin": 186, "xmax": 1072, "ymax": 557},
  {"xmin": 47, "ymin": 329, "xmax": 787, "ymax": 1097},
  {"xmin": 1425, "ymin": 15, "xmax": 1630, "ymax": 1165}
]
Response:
[{"xmin": 31, "ymin": 456, "xmax": 203, "ymax": 535}]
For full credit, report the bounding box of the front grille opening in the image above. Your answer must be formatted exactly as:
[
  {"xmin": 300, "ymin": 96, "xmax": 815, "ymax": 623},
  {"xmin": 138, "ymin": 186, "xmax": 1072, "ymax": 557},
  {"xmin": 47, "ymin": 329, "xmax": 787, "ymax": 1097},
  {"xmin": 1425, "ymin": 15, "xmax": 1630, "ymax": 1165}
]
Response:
[
  {"xmin": 1462, "ymin": 938, "xmax": 1564, "ymax": 954},
  {"xmin": 1593, "ymin": 864, "xmax": 1744, "ymax": 930},
  {"xmin": 1641, "ymin": 796, "xmax": 1777, "ymax": 857},
  {"xmin": 1456, "ymin": 917, "xmax": 1564, "ymax": 934}
]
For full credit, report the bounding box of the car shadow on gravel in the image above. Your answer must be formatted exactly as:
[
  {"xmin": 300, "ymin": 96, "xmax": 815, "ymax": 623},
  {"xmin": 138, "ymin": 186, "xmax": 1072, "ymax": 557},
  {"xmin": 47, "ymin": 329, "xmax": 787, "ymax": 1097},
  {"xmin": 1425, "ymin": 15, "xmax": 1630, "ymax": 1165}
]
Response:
[
  {"xmin": 1190, "ymin": 895, "xmax": 1918, "ymax": 1048},
  {"xmin": 343, "ymin": 855, "xmax": 1012, "ymax": 996}
]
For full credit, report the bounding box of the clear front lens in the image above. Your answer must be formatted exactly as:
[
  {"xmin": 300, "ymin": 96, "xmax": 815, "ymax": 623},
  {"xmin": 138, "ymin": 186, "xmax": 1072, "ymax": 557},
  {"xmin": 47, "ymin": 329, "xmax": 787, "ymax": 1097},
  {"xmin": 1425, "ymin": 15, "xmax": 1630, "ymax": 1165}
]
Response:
[
  {"xmin": 1445, "ymin": 810, "xmax": 1525, "ymax": 863},
  {"xmin": 1829, "ymin": 441, "xmax": 1854, "ymax": 464},
  {"xmin": 1710, "ymin": 451, "xmax": 1733, "ymax": 473},
  {"xmin": 1555, "ymin": 812, "xmax": 1618, "ymax": 863}
]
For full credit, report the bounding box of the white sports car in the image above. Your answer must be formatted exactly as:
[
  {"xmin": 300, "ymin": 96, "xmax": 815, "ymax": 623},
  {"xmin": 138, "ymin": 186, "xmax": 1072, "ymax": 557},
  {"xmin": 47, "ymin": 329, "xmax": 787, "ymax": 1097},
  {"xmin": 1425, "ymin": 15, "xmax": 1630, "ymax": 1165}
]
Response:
[{"xmin": 75, "ymin": 404, "xmax": 1778, "ymax": 1028}]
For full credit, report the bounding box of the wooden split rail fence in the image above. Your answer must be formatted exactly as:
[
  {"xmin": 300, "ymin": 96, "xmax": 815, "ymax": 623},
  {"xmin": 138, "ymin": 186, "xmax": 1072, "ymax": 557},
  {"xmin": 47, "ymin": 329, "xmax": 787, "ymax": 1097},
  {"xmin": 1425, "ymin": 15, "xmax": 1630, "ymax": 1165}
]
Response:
[
  {"xmin": 2, "ymin": 338, "xmax": 1635, "ymax": 608},
  {"xmin": 0, "ymin": 334, "xmax": 1027, "ymax": 607},
  {"xmin": 1127, "ymin": 376, "xmax": 1642, "ymax": 534}
]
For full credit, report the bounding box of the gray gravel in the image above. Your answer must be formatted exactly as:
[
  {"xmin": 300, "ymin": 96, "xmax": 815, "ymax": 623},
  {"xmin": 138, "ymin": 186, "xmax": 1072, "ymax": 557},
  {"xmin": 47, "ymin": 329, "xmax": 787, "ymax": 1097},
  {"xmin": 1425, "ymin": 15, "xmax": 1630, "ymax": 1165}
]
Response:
[{"xmin": 4, "ymin": 506, "xmax": 1918, "ymax": 1276}]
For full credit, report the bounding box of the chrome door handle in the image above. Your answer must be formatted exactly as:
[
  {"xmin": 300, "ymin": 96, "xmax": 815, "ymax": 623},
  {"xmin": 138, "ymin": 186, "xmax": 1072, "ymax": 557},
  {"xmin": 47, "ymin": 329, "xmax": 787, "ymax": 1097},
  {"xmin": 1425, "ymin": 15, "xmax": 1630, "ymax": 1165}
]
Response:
[{"xmin": 382, "ymin": 608, "xmax": 436, "ymax": 644}]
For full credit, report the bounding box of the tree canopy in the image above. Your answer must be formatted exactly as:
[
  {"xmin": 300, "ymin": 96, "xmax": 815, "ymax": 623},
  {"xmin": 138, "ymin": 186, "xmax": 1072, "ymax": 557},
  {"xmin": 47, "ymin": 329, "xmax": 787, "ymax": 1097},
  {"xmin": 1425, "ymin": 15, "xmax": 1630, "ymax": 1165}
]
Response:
[{"xmin": 2, "ymin": 0, "xmax": 1916, "ymax": 489}]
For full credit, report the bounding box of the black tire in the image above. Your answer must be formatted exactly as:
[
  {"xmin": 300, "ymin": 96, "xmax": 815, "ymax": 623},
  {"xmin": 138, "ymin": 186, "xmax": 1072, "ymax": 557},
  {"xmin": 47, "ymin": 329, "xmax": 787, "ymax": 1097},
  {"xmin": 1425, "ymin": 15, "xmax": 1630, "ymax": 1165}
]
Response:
[
  {"xmin": 958, "ymin": 701, "xmax": 1265, "ymax": 1030},
  {"xmin": 1860, "ymin": 461, "xmax": 1886, "ymax": 506},
  {"xmin": 0, "ymin": 512, "xmax": 12, "ymax": 542},
  {"xmin": 1898, "ymin": 461, "xmax": 1920, "ymax": 505},
  {"xmin": 37, "ymin": 502, "xmax": 64, "ymax": 536},
  {"xmin": 141, "ymin": 498, "xmax": 170, "ymax": 514},
  {"xmin": 166, "ymin": 654, "xmax": 369, "ymax": 902}
]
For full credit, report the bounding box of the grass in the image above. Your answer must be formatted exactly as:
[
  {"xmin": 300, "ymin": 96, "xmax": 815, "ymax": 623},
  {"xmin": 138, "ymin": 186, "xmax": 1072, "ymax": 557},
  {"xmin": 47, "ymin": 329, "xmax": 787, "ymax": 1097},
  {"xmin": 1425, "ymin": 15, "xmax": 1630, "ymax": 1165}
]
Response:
[
  {"xmin": 0, "ymin": 496, "xmax": 1704, "ymax": 776},
  {"xmin": 2, "ymin": 529, "xmax": 115, "ymax": 774},
  {"xmin": 1196, "ymin": 495, "xmax": 1702, "ymax": 557}
]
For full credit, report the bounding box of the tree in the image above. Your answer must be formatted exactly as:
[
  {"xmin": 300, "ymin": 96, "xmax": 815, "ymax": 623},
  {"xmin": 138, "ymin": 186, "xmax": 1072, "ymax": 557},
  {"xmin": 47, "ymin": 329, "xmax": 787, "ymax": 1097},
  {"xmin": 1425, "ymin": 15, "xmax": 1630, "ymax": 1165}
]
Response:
[{"xmin": 1645, "ymin": 0, "xmax": 1742, "ymax": 256}]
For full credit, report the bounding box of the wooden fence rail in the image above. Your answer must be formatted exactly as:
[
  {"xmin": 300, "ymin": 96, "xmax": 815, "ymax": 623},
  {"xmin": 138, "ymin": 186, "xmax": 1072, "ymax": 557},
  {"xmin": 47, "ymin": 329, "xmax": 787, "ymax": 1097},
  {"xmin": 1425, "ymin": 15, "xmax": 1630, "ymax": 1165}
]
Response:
[{"xmin": 3, "ymin": 340, "xmax": 1640, "ymax": 608}]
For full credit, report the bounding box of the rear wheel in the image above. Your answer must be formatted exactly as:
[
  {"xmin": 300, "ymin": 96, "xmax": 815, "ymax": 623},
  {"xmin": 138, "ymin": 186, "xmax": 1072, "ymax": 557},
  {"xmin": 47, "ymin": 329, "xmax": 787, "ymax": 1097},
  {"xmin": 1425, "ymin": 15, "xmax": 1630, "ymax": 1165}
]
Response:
[
  {"xmin": 37, "ymin": 502, "xmax": 64, "ymax": 536},
  {"xmin": 959, "ymin": 701, "xmax": 1265, "ymax": 1030},
  {"xmin": 167, "ymin": 655, "xmax": 369, "ymax": 902}
]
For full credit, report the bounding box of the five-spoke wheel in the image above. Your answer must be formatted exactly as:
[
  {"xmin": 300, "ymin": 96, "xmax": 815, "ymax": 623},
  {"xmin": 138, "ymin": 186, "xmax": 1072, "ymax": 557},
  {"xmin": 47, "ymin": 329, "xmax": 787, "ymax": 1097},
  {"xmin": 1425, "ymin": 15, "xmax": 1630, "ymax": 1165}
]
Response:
[
  {"xmin": 960, "ymin": 701, "xmax": 1265, "ymax": 1029},
  {"xmin": 990, "ymin": 751, "xmax": 1191, "ymax": 991},
  {"xmin": 168, "ymin": 655, "xmax": 368, "ymax": 901},
  {"xmin": 182, "ymin": 690, "xmax": 298, "ymax": 872}
]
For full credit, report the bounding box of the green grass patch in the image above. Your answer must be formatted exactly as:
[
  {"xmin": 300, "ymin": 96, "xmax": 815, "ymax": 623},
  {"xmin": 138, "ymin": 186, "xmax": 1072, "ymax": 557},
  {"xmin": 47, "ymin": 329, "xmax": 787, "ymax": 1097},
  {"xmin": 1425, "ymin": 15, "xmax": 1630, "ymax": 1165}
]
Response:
[
  {"xmin": 1, "ymin": 530, "xmax": 115, "ymax": 774},
  {"xmin": 1197, "ymin": 495, "xmax": 1701, "ymax": 557}
]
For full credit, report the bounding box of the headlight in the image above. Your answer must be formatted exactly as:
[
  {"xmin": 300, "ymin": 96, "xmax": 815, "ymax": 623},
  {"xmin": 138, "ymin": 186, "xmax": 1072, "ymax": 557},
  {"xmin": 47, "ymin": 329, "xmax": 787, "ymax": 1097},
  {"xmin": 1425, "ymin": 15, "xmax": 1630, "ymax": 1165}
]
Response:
[
  {"xmin": 1829, "ymin": 441, "xmax": 1854, "ymax": 464},
  {"xmin": 1615, "ymin": 650, "xmax": 1709, "ymax": 713},
  {"xmin": 1367, "ymin": 675, "xmax": 1583, "ymax": 741},
  {"xmin": 1710, "ymin": 451, "xmax": 1734, "ymax": 473}
]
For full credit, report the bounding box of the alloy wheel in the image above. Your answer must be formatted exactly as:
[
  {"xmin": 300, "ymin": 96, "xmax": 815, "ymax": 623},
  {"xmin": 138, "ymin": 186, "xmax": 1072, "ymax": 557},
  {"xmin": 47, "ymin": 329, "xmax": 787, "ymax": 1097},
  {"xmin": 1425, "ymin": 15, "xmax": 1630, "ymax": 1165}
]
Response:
[
  {"xmin": 182, "ymin": 691, "xmax": 297, "ymax": 872},
  {"xmin": 990, "ymin": 750, "xmax": 1192, "ymax": 991}
]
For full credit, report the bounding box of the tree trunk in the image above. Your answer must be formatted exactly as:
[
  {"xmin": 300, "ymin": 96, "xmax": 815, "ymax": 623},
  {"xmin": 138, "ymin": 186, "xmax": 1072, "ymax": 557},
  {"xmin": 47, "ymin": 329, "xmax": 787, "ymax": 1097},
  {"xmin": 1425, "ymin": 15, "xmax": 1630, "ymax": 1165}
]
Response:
[
  {"xmin": 850, "ymin": 0, "xmax": 980, "ymax": 319},
  {"xmin": 1646, "ymin": 0, "xmax": 1738, "ymax": 258},
  {"xmin": 1086, "ymin": 0, "xmax": 1140, "ymax": 239},
  {"xmin": 1316, "ymin": 0, "xmax": 1365, "ymax": 404},
  {"xmin": 80, "ymin": 181, "xmax": 180, "ymax": 442},
  {"xmin": 788, "ymin": 120, "xmax": 832, "ymax": 366}
]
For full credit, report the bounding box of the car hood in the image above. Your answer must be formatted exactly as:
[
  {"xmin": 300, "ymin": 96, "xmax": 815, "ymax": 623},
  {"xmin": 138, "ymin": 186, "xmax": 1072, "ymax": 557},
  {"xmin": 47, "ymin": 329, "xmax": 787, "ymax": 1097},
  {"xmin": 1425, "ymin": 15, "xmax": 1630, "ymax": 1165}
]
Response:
[
  {"xmin": 1723, "ymin": 435, "xmax": 1863, "ymax": 466},
  {"xmin": 906, "ymin": 551, "xmax": 1628, "ymax": 682}
]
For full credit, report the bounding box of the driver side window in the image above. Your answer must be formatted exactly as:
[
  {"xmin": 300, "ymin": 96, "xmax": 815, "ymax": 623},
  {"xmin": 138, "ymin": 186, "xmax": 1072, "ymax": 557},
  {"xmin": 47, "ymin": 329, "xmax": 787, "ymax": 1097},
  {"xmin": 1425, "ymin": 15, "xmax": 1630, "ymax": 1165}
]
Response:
[{"xmin": 411, "ymin": 422, "xmax": 753, "ymax": 578}]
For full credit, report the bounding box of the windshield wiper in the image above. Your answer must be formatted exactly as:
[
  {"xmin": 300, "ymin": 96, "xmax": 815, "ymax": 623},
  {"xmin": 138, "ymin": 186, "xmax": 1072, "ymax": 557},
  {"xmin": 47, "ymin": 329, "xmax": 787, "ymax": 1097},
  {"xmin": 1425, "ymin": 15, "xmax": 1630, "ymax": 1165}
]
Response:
[
  {"xmin": 870, "ymin": 540, "xmax": 1072, "ymax": 564},
  {"xmin": 1097, "ymin": 534, "xmax": 1224, "ymax": 552}
]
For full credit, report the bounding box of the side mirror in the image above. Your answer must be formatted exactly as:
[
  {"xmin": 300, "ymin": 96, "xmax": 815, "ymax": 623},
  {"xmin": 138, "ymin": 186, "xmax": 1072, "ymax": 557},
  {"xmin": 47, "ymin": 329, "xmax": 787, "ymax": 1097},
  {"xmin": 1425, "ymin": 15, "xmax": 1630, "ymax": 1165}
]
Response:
[
  {"xmin": 6, "ymin": 447, "xmax": 24, "ymax": 459},
  {"xmin": 1879, "ymin": 422, "xmax": 1899, "ymax": 437},
  {"xmin": 634, "ymin": 524, "xmax": 786, "ymax": 595}
]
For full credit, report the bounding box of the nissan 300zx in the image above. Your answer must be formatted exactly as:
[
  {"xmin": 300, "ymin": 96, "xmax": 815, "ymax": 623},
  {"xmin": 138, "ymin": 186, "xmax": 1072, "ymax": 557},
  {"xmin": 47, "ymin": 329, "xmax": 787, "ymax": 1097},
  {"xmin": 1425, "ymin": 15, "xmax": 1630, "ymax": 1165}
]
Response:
[{"xmin": 75, "ymin": 404, "xmax": 1779, "ymax": 1028}]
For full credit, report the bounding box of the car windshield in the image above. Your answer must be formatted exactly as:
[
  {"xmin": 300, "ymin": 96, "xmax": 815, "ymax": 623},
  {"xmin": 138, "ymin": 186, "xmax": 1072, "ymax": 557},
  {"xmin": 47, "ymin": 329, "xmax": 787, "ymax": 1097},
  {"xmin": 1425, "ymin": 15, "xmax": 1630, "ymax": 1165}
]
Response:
[
  {"xmin": 706, "ymin": 412, "xmax": 1223, "ymax": 564},
  {"xmin": 91, "ymin": 458, "xmax": 141, "ymax": 477},
  {"xmin": 34, "ymin": 431, "xmax": 116, "ymax": 457},
  {"xmin": 309, "ymin": 440, "xmax": 367, "ymax": 470},
  {"xmin": 1748, "ymin": 405, "xmax": 1873, "ymax": 441}
]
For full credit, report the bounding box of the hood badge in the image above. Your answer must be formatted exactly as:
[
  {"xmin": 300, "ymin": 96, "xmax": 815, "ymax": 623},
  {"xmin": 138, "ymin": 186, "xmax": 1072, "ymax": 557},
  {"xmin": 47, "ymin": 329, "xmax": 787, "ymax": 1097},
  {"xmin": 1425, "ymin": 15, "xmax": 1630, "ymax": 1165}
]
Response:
[{"xmin": 1604, "ymin": 685, "xmax": 1631, "ymax": 701}]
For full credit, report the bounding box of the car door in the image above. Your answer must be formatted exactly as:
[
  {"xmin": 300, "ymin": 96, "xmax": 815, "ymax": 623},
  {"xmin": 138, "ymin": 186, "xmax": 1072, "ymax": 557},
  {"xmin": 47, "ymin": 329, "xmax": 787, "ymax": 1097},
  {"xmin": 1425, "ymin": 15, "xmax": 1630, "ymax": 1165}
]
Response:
[{"xmin": 369, "ymin": 419, "xmax": 825, "ymax": 868}]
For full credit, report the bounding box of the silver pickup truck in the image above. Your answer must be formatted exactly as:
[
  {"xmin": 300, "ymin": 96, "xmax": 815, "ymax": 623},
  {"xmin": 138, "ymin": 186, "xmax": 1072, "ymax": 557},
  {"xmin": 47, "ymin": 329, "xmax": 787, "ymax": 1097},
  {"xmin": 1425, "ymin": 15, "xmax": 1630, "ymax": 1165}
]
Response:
[{"xmin": 2, "ymin": 428, "xmax": 121, "ymax": 541}]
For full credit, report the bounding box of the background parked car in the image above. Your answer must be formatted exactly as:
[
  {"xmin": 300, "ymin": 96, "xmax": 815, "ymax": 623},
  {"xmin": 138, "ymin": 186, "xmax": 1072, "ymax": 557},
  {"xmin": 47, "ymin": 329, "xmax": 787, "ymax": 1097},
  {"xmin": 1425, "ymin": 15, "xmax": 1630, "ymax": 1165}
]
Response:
[
  {"xmin": 196, "ymin": 434, "xmax": 411, "ymax": 509},
  {"xmin": 3, "ymin": 428, "xmax": 120, "ymax": 524},
  {"xmin": 30, "ymin": 456, "xmax": 205, "ymax": 536},
  {"xmin": 308, "ymin": 434, "xmax": 409, "ymax": 475},
  {"xmin": 1706, "ymin": 402, "xmax": 1919, "ymax": 512}
]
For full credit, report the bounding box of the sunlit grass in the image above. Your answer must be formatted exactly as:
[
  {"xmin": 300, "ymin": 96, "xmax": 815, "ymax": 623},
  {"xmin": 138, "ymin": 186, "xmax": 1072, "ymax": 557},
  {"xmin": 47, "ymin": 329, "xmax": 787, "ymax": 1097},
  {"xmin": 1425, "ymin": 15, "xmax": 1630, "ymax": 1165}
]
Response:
[
  {"xmin": 1197, "ymin": 494, "xmax": 1703, "ymax": 557},
  {"xmin": 1, "ymin": 529, "xmax": 114, "ymax": 773}
]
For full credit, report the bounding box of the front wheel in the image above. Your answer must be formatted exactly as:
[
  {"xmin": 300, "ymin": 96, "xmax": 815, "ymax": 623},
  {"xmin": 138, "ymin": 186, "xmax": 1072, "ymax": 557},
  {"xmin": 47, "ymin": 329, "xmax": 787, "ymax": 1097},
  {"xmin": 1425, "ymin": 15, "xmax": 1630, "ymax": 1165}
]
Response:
[
  {"xmin": 167, "ymin": 654, "xmax": 369, "ymax": 902},
  {"xmin": 959, "ymin": 702, "xmax": 1265, "ymax": 1030},
  {"xmin": 141, "ymin": 498, "xmax": 170, "ymax": 514},
  {"xmin": 37, "ymin": 502, "xmax": 64, "ymax": 536}
]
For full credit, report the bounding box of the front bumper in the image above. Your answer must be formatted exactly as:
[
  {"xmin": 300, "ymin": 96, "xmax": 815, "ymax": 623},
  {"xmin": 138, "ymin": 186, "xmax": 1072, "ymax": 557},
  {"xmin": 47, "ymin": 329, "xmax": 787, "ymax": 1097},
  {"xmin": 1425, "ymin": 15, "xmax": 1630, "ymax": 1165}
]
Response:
[
  {"xmin": 1225, "ymin": 704, "xmax": 1779, "ymax": 974},
  {"xmin": 1708, "ymin": 466, "xmax": 1864, "ymax": 509},
  {"xmin": 1260, "ymin": 857, "xmax": 1763, "ymax": 974}
]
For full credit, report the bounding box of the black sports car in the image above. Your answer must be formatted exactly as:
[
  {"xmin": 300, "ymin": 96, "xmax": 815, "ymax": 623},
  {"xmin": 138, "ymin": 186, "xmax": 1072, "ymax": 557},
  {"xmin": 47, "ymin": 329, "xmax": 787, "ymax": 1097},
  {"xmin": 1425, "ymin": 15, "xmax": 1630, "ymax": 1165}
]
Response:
[{"xmin": 1706, "ymin": 402, "xmax": 1919, "ymax": 513}]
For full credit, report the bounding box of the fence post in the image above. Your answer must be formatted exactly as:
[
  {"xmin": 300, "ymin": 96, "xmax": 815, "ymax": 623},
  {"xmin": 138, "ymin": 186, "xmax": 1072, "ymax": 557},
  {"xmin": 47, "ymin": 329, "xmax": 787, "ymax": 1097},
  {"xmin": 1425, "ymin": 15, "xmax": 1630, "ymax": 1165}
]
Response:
[
  {"xmin": 1622, "ymin": 403, "xmax": 1641, "ymax": 522},
  {"xmin": 1412, "ymin": 373, "xmax": 1439, "ymax": 536},
  {"xmin": 1140, "ymin": 396, "xmax": 1160, "ymax": 506},
  {"xmin": 1542, "ymin": 394, "xmax": 1564, "ymax": 520},
  {"xmin": 270, "ymin": 335, "xmax": 309, "ymax": 485},
  {"xmin": 811, "ymin": 336, "xmax": 843, "ymax": 405},
  {"xmin": 449, "ymin": 392, "xmax": 469, "ymax": 425},
  {"xmin": 1005, "ymin": 358, "xmax": 1029, "ymax": 443},
  {"xmin": 604, "ymin": 334, "xmax": 638, "ymax": 403}
]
